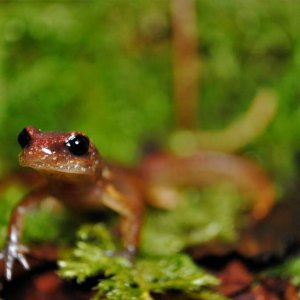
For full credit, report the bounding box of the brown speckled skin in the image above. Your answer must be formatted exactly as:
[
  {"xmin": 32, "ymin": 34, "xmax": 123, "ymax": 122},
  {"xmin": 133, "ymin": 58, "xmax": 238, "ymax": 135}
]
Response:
[
  {"xmin": 19, "ymin": 127, "xmax": 103, "ymax": 183},
  {"xmin": 2, "ymin": 127, "xmax": 144, "ymax": 280}
]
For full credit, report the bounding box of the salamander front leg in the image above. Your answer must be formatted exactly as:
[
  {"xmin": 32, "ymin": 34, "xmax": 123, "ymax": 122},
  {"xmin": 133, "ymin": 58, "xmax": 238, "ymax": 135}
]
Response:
[
  {"xmin": 102, "ymin": 185, "xmax": 143, "ymax": 259},
  {"xmin": 0, "ymin": 186, "xmax": 48, "ymax": 280}
]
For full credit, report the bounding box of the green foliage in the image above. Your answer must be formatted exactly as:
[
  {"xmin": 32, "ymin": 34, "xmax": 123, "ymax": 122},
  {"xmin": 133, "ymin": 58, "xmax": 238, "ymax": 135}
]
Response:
[
  {"xmin": 0, "ymin": 185, "xmax": 25, "ymax": 246},
  {"xmin": 23, "ymin": 205, "xmax": 76, "ymax": 245},
  {"xmin": 59, "ymin": 224, "xmax": 224, "ymax": 300},
  {"xmin": 267, "ymin": 257, "xmax": 300, "ymax": 286},
  {"xmin": 0, "ymin": 184, "xmax": 76, "ymax": 248},
  {"xmin": 189, "ymin": 0, "xmax": 300, "ymax": 190},
  {"xmin": 59, "ymin": 184, "xmax": 244, "ymax": 299},
  {"xmin": 141, "ymin": 184, "xmax": 243, "ymax": 256},
  {"xmin": 0, "ymin": 0, "xmax": 299, "ymax": 189},
  {"xmin": 0, "ymin": 1, "xmax": 299, "ymax": 297},
  {"xmin": 0, "ymin": 1, "xmax": 171, "ymax": 167},
  {"xmin": 0, "ymin": 183, "xmax": 241, "ymax": 298},
  {"xmin": 0, "ymin": 180, "xmax": 243, "ymax": 298}
]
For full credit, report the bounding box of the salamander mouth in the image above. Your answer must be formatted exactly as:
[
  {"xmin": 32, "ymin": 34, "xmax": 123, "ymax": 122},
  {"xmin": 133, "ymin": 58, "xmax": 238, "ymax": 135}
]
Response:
[{"xmin": 19, "ymin": 158, "xmax": 90, "ymax": 175}]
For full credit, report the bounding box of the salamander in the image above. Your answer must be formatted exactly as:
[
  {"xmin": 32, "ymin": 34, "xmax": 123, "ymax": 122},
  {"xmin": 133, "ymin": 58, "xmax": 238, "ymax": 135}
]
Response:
[
  {"xmin": 0, "ymin": 126, "xmax": 276, "ymax": 280},
  {"xmin": 0, "ymin": 126, "xmax": 144, "ymax": 280}
]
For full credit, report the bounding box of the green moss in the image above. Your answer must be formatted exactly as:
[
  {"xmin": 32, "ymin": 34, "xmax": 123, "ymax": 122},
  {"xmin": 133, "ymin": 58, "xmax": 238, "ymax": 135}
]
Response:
[
  {"xmin": 0, "ymin": 183, "xmax": 243, "ymax": 298},
  {"xmin": 141, "ymin": 184, "xmax": 244, "ymax": 256},
  {"xmin": 0, "ymin": 185, "xmax": 25, "ymax": 246},
  {"xmin": 59, "ymin": 224, "xmax": 225, "ymax": 300},
  {"xmin": 0, "ymin": 184, "xmax": 77, "ymax": 247},
  {"xmin": 267, "ymin": 257, "xmax": 300, "ymax": 286},
  {"xmin": 58, "ymin": 184, "xmax": 245, "ymax": 299}
]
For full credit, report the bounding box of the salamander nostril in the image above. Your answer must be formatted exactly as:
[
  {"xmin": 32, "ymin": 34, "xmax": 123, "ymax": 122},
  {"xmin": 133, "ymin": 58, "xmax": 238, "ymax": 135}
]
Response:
[{"xmin": 17, "ymin": 128, "xmax": 31, "ymax": 149}]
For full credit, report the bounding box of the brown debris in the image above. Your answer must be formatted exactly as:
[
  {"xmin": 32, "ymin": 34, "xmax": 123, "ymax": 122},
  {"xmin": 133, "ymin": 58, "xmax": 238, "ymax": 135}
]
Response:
[
  {"xmin": 2, "ymin": 269, "xmax": 93, "ymax": 300},
  {"xmin": 217, "ymin": 260, "xmax": 253, "ymax": 297},
  {"xmin": 34, "ymin": 272, "xmax": 61, "ymax": 294},
  {"xmin": 215, "ymin": 261, "xmax": 300, "ymax": 300}
]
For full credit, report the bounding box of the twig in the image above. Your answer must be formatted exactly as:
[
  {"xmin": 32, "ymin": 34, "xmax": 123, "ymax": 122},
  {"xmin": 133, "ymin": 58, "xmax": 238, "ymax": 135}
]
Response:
[{"xmin": 171, "ymin": 0, "xmax": 200, "ymax": 129}]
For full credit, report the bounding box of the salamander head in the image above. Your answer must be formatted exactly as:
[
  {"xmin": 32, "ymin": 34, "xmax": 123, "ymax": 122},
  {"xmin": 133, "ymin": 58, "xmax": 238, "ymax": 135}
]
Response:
[{"xmin": 17, "ymin": 126, "xmax": 103, "ymax": 182}]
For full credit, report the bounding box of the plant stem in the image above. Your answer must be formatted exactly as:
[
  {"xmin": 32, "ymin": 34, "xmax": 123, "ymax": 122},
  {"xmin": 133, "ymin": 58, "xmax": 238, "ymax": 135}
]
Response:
[{"xmin": 171, "ymin": 0, "xmax": 200, "ymax": 129}]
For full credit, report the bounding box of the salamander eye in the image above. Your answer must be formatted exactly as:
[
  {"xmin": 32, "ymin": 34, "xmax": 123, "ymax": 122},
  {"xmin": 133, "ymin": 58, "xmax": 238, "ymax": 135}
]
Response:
[
  {"xmin": 17, "ymin": 128, "xmax": 31, "ymax": 149},
  {"xmin": 65, "ymin": 134, "xmax": 90, "ymax": 156}
]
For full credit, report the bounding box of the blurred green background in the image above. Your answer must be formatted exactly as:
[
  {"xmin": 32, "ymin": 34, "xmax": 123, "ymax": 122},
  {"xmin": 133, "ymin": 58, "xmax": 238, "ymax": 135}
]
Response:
[{"xmin": 0, "ymin": 0, "xmax": 299, "ymax": 194}]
